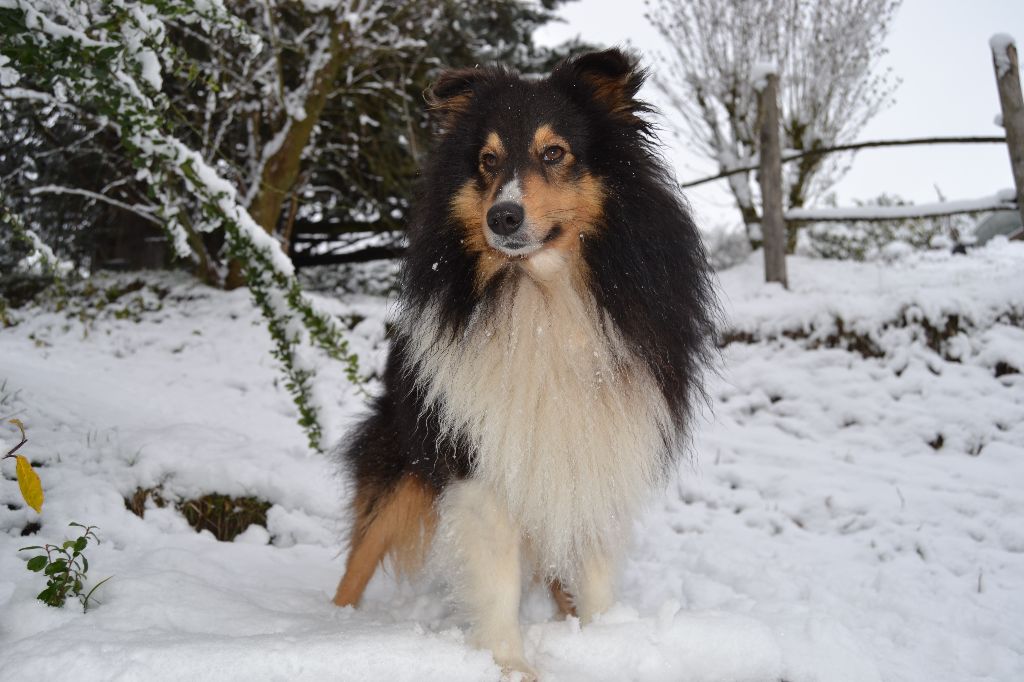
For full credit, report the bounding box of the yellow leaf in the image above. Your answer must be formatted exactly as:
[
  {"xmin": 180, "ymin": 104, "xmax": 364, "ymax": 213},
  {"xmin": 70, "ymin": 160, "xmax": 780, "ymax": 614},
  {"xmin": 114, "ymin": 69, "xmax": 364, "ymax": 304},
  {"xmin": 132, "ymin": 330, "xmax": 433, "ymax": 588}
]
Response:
[{"xmin": 15, "ymin": 455, "xmax": 43, "ymax": 513}]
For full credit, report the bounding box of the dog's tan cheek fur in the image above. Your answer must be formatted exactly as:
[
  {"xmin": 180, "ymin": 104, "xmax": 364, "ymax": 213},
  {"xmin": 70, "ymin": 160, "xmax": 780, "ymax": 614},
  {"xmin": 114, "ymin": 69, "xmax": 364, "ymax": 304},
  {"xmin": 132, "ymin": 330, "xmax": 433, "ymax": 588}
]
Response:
[
  {"xmin": 451, "ymin": 180, "xmax": 506, "ymax": 289},
  {"xmin": 520, "ymin": 171, "xmax": 605, "ymax": 281}
]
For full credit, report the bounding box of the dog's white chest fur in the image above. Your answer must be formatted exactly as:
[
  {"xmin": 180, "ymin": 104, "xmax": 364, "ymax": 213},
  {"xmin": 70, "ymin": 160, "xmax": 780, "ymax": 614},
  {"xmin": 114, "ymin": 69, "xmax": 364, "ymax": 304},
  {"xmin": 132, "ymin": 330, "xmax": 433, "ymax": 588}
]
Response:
[{"xmin": 404, "ymin": 266, "xmax": 672, "ymax": 578}]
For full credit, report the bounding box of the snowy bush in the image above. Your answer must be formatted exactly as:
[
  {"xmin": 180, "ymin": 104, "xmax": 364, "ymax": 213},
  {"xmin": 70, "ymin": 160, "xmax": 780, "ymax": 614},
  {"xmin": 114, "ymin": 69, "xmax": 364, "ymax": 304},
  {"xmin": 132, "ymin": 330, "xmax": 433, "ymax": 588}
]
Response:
[
  {"xmin": 796, "ymin": 193, "xmax": 974, "ymax": 261},
  {"xmin": 702, "ymin": 225, "xmax": 754, "ymax": 271},
  {"xmin": 0, "ymin": 196, "xmax": 71, "ymax": 320}
]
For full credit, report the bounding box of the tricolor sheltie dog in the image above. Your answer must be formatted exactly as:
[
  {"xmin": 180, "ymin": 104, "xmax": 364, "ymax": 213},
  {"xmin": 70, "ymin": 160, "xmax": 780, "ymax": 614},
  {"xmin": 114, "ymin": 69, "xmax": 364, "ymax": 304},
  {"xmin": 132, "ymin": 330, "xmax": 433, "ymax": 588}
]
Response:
[{"xmin": 333, "ymin": 49, "xmax": 716, "ymax": 676}]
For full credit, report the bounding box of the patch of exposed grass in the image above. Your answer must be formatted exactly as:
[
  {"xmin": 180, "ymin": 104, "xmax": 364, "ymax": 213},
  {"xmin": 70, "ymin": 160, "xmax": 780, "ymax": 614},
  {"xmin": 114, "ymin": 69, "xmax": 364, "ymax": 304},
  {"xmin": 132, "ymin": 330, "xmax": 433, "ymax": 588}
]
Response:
[
  {"xmin": 126, "ymin": 487, "xmax": 271, "ymax": 542},
  {"xmin": 124, "ymin": 486, "xmax": 168, "ymax": 518},
  {"xmin": 178, "ymin": 494, "xmax": 271, "ymax": 542}
]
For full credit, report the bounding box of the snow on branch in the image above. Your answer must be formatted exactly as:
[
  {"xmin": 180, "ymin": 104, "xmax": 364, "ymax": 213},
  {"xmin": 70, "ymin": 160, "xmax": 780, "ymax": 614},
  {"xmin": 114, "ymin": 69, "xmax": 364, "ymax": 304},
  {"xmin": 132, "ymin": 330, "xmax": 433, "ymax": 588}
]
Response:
[
  {"xmin": 752, "ymin": 60, "xmax": 778, "ymax": 91},
  {"xmin": 1, "ymin": 193, "xmax": 76, "ymax": 279},
  {"xmin": 786, "ymin": 189, "xmax": 1018, "ymax": 222},
  {"xmin": 990, "ymin": 33, "xmax": 1017, "ymax": 78}
]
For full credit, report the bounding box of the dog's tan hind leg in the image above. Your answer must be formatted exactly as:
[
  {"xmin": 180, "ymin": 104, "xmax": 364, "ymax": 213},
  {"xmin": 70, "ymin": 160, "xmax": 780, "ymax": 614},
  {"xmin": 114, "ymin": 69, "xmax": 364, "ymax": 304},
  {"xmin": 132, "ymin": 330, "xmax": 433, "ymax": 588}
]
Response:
[
  {"xmin": 333, "ymin": 475, "xmax": 436, "ymax": 607},
  {"xmin": 332, "ymin": 517, "xmax": 390, "ymax": 607}
]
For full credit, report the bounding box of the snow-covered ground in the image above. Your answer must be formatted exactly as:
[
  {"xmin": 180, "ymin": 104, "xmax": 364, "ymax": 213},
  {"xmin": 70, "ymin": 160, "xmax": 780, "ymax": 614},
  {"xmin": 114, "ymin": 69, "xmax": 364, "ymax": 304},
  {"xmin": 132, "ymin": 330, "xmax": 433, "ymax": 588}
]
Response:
[{"xmin": 1, "ymin": 243, "xmax": 1023, "ymax": 682}]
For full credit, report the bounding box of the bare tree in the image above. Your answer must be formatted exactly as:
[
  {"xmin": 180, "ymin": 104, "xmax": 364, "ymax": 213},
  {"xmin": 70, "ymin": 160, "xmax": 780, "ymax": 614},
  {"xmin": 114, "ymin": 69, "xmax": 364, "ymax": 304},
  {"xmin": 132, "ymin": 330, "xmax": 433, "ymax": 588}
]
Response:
[{"xmin": 646, "ymin": 0, "xmax": 901, "ymax": 247}]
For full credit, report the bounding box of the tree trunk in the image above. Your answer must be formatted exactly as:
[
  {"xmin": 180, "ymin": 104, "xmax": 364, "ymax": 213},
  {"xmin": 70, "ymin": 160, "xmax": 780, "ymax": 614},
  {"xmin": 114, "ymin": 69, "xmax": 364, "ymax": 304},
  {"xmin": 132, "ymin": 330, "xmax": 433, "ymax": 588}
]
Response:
[
  {"xmin": 182, "ymin": 213, "xmax": 220, "ymax": 287},
  {"xmin": 279, "ymin": 190, "xmax": 301, "ymax": 257},
  {"xmin": 723, "ymin": 171, "xmax": 762, "ymax": 248},
  {"xmin": 992, "ymin": 36, "xmax": 1024, "ymax": 231},
  {"xmin": 784, "ymin": 148, "xmax": 823, "ymax": 253},
  {"xmin": 225, "ymin": 19, "xmax": 352, "ymax": 289},
  {"xmin": 758, "ymin": 73, "xmax": 788, "ymax": 288}
]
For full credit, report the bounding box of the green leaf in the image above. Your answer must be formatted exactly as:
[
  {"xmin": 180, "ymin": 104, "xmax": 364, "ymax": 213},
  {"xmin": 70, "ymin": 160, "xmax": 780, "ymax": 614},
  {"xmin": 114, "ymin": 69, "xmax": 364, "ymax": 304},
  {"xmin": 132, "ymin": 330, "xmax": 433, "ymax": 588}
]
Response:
[
  {"xmin": 37, "ymin": 586, "xmax": 58, "ymax": 606},
  {"xmin": 26, "ymin": 555, "xmax": 47, "ymax": 572},
  {"xmin": 74, "ymin": 537, "xmax": 87, "ymax": 552},
  {"xmin": 44, "ymin": 559, "xmax": 67, "ymax": 575}
]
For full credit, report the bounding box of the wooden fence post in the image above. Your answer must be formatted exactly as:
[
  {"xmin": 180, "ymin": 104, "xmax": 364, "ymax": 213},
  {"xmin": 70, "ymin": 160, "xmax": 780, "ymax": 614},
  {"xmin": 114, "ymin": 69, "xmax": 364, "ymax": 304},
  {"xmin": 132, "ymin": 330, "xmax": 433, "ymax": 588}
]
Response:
[
  {"xmin": 992, "ymin": 34, "xmax": 1024, "ymax": 229},
  {"xmin": 757, "ymin": 70, "xmax": 788, "ymax": 288}
]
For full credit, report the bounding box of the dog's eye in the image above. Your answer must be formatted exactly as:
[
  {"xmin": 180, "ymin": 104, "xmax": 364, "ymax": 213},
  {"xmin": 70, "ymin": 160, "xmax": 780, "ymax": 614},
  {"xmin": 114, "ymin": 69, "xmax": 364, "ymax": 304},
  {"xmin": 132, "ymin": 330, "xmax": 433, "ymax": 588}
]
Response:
[
  {"xmin": 481, "ymin": 152, "xmax": 499, "ymax": 170},
  {"xmin": 542, "ymin": 146, "xmax": 565, "ymax": 164}
]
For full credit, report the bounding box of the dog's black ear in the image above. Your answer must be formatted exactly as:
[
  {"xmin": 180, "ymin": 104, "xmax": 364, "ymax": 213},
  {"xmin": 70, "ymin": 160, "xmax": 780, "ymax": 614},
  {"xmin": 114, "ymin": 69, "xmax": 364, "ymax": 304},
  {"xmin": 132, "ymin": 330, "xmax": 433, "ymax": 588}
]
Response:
[
  {"xmin": 424, "ymin": 67, "xmax": 485, "ymax": 132},
  {"xmin": 556, "ymin": 49, "xmax": 648, "ymax": 123}
]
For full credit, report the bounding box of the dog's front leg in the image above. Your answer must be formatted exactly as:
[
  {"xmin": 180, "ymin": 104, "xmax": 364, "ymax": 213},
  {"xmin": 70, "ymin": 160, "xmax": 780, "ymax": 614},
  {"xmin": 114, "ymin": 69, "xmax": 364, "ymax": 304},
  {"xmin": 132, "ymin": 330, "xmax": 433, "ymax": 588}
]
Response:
[
  {"xmin": 441, "ymin": 479, "xmax": 533, "ymax": 677},
  {"xmin": 578, "ymin": 551, "xmax": 616, "ymax": 625}
]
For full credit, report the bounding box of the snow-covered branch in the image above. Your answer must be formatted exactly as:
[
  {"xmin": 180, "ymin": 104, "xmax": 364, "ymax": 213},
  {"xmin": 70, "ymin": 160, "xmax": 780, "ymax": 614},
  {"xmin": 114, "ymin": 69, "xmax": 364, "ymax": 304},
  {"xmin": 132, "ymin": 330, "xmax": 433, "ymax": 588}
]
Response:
[{"xmin": 787, "ymin": 189, "xmax": 1017, "ymax": 222}]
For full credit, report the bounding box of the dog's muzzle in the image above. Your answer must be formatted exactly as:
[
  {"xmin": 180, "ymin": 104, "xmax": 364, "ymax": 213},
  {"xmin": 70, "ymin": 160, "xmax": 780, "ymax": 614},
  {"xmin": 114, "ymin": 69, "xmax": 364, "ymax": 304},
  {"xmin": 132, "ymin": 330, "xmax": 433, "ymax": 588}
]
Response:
[{"xmin": 485, "ymin": 201, "xmax": 542, "ymax": 256}]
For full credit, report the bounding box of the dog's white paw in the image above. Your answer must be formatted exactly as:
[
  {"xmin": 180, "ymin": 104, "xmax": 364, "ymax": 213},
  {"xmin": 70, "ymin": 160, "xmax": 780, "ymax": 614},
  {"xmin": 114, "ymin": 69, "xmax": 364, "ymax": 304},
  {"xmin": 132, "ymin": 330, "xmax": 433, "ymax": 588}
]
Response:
[
  {"xmin": 496, "ymin": 655, "xmax": 537, "ymax": 682},
  {"xmin": 482, "ymin": 638, "xmax": 536, "ymax": 681}
]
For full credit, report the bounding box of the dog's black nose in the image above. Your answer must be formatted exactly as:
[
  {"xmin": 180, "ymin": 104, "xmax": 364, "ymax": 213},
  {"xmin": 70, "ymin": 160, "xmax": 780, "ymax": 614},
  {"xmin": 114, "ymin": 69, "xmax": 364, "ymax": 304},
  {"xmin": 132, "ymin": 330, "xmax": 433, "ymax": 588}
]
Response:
[{"xmin": 487, "ymin": 202, "xmax": 525, "ymax": 236}]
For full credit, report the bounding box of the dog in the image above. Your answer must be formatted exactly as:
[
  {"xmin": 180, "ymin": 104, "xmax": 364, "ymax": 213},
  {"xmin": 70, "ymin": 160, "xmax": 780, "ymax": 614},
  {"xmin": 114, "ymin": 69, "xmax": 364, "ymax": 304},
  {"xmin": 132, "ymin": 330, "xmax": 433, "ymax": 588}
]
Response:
[{"xmin": 332, "ymin": 48, "xmax": 716, "ymax": 677}]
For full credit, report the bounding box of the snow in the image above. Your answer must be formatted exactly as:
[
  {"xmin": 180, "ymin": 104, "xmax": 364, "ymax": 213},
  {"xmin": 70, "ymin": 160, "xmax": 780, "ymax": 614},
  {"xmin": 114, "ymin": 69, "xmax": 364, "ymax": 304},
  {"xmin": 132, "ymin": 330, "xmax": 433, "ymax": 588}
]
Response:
[
  {"xmin": 135, "ymin": 49, "xmax": 163, "ymax": 92},
  {"xmin": 751, "ymin": 60, "xmax": 778, "ymax": 91},
  {"xmin": 16, "ymin": 1, "xmax": 114, "ymax": 49},
  {"xmin": 14, "ymin": 225, "xmax": 75, "ymax": 277},
  {"xmin": 786, "ymin": 189, "xmax": 1018, "ymax": 221},
  {"xmin": 990, "ymin": 33, "xmax": 1017, "ymax": 78},
  {"xmin": 2, "ymin": 243, "xmax": 1024, "ymax": 681},
  {"xmin": 300, "ymin": 229, "xmax": 406, "ymax": 258},
  {"xmin": 124, "ymin": 3, "xmax": 164, "ymax": 92},
  {"xmin": 0, "ymin": 54, "xmax": 18, "ymax": 87},
  {"xmin": 359, "ymin": 113, "xmax": 381, "ymax": 128}
]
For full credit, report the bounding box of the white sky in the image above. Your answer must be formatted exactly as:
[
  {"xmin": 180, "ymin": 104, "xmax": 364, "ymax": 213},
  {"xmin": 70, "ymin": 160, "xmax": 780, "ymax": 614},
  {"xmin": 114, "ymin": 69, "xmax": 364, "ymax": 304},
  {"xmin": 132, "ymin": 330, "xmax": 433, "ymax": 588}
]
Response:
[{"xmin": 535, "ymin": 0, "xmax": 1024, "ymax": 230}]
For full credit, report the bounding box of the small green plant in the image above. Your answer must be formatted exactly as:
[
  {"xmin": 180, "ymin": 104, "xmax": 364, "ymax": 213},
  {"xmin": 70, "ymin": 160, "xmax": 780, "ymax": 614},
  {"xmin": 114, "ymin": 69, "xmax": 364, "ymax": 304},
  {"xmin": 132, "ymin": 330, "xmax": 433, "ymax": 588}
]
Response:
[{"xmin": 21, "ymin": 522, "xmax": 111, "ymax": 610}]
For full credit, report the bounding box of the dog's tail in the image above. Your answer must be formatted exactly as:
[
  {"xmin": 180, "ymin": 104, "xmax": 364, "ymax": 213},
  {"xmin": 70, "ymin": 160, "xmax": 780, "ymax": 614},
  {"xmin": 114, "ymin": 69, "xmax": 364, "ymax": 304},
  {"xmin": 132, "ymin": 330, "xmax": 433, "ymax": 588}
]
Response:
[{"xmin": 333, "ymin": 474, "xmax": 437, "ymax": 607}]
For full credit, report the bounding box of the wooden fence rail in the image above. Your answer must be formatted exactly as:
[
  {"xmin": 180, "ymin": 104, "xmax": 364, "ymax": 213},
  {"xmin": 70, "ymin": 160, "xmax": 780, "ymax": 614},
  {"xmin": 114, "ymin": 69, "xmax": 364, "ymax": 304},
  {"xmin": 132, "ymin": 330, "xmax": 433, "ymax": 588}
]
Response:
[{"xmin": 785, "ymin": 191, "xmax": 1017, "ymax": 223}]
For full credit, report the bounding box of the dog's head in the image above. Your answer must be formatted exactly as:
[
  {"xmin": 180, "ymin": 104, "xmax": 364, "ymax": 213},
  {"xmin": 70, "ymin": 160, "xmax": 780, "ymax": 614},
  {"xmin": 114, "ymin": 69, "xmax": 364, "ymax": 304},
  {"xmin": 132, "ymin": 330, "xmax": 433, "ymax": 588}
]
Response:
[{"xmin": 425, "ymin": 49, "xmax": 649, "ymax": 285}]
